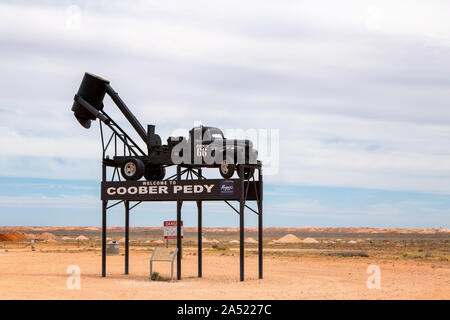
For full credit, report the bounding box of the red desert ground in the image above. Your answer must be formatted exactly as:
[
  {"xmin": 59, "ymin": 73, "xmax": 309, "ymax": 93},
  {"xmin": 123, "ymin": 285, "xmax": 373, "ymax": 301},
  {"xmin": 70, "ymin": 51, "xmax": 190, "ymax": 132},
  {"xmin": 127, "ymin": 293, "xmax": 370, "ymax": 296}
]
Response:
[{"xmin": 0, "ymin": 226, "xmax": 448, "ymax": 299}]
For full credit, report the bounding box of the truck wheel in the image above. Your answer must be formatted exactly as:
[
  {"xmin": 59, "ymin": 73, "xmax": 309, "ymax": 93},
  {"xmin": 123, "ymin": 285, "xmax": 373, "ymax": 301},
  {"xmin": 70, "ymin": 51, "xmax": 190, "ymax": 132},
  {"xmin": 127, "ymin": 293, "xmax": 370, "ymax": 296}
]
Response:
[
  {"xmin": 121, "ymin": 158, "xmax": 144, "ymax": 181},
  {"xmin": 219, "ymin": 161, "xmax": 235, "ymax": 179},
  {"xmin": 144, "ymin": 165, "xmax": 166, "ymax": 181},
  {"xmin": 237, "ymin": 165, "xmax": 254, "ymax": 180}
]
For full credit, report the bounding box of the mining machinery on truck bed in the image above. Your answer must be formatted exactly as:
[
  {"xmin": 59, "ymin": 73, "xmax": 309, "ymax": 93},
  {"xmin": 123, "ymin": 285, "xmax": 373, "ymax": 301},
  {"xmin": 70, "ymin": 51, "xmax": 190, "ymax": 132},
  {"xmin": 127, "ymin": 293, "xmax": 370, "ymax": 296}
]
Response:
[{"xmin": 71, "ymin": 72, "xmax": 259, "ymax": 181}]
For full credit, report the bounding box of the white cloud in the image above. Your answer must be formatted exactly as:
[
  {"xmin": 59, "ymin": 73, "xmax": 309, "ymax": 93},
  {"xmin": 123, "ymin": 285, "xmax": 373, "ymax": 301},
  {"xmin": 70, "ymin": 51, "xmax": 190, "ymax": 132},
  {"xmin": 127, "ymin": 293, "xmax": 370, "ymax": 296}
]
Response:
[{"xmin": 1, "ymin": 1, "xmax": 450, "ymax": 194}]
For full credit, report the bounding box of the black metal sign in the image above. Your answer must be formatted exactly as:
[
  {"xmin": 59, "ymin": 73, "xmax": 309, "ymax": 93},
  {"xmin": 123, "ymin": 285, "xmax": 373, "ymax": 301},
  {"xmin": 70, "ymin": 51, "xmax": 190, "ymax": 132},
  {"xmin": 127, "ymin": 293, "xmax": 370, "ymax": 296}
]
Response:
[{"xmin": 101, "ymin": 179, "xmax": 260, "ymax": 201}]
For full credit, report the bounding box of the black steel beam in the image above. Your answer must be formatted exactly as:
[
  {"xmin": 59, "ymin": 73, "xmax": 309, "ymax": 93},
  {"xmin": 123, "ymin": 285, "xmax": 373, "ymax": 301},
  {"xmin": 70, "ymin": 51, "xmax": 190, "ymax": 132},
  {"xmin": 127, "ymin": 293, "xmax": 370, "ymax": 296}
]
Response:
[
  {"xmin": 101, "ymin": 164, "xmax": 107, "ymax": 278},
  {"xmin": 177, "ymin": 166, "xmax": 182, "ymax": 280},
  {"xmin": 244, "ymin": 204, "xmax": 259, "ymax": 215},
  {"xmin": 129, "ymin": 201, "xmax": 142, "ymax": 210},
  {"xmin": 75, "ymin": 95, "xmax": 109, "ymax": 123},
  {"xmin": 104, "ymin": 84, "xmax": 148, "ymax": 145},
  {"xmin": 106, "ymin": 200, "xmax": 124, "ymax": 210},
  {"xmin": 239, "ymin": 165, "xmax": 245, "ymax": 281},
  {"xmin": 197, "ymin": 168, "xmax": 202, "ymax": 278},
  {"xmin": 224, "ymin": 200, "xmax": 240, "ymax": 215},
  {"xmin": 125, "ymin": 200, "xmax": 130, "ymax": 275},
  {"xmin": 100, "ymin": 110, "xmax": 146, "ymax": 156},
  {"xmin": 258, "ymin": 168, "xmax": 263, "ymax": 279}
]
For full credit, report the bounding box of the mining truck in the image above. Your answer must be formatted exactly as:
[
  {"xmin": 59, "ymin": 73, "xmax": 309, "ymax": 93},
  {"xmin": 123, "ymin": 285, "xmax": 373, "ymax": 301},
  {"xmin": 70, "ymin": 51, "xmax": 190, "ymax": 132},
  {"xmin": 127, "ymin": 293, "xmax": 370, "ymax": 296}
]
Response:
[{"xmin": 71, "ymin": 73, "xmax": 258, "ymax": 181}]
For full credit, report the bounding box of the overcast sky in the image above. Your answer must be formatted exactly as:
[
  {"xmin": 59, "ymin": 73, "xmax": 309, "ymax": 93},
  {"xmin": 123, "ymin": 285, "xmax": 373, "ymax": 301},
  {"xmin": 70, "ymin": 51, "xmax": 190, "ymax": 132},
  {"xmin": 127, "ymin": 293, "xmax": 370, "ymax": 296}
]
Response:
[{"xmin": 0, "ymin": 1, "xmax": 449, "ymax": 228}]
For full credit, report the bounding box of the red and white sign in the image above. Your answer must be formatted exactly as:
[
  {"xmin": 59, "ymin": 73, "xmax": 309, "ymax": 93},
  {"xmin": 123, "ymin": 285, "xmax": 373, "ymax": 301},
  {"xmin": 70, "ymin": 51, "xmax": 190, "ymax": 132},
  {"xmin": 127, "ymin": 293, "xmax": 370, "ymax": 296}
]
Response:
[{"xmin": 164, "ymin": 221, "xmax": 183, "ymax": 239}]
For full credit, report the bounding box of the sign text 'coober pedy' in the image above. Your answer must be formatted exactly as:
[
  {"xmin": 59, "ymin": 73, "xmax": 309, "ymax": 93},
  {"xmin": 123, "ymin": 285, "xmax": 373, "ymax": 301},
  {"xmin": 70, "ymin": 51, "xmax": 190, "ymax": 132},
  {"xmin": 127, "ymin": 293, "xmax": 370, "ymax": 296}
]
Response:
[{"xmin": 101, "ymin": 179, "xmax": 259, "ymax": 201}]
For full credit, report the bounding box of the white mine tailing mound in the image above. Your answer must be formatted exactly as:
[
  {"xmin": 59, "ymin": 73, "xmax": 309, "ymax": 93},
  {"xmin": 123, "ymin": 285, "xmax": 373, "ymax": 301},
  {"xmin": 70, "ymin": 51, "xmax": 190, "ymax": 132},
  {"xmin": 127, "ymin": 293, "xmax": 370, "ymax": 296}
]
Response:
[
  {"xmin": 76, "ymin": 235, "xmax": 89, "ymax": 241},
  {"xmin": 302, "ymin": 237, "xmax": 319, "ymax": 244},
  {"xmin": 272, "ymin": 234, "xmax": 302, "ymax": 243},
  {"xmin": 202, "ymin": 236, "xmax": 210, "ymax": 243},
  {"xmin": 210, "ymin": 239, "xmax": 220, "ymax": 243},
  {"xmin": 118, "ymin": 237, "xmax": 126, "ymax": 243},
  {"xmin": 37, "ymin": 232, "xmax": 57, "ymax": 240},
  {"xmin": 229, "ymin": 240, "xmax": 239, "ymax": 244},
  {"xmin": 153, "ymin": 240, "xmax": 164, "ymax": 244},
  {"xmin": 348, "ymin": 240, "xmax": 357, "ymax": 244},
  {"xmin": 245, "ymin": 237, "xmax": 257, "ymax": 243},
  {"xmin": 61, "ymin": 236, "xmax": 73, "ymax": 240}
]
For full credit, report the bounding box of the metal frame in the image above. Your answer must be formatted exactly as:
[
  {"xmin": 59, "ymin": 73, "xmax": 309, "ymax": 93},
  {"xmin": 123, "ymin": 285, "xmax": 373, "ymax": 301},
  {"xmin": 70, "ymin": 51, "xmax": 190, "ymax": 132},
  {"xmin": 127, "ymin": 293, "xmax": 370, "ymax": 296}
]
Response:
[
  {"xmin": 150, "ymin": 247, "xmax": 178, "ymax": 281},
  {"xmin": 98, "ymin": 120, "xmax": 263, "ymax": 282}
]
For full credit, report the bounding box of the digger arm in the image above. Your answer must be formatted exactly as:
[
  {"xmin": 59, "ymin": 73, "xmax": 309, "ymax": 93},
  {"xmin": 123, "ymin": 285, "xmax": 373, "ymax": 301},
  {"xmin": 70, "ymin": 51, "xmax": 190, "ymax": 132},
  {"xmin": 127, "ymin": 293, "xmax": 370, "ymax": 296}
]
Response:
[{"xmin": 104, "ymin": 83, "xmax": 148, "ymax": 144}]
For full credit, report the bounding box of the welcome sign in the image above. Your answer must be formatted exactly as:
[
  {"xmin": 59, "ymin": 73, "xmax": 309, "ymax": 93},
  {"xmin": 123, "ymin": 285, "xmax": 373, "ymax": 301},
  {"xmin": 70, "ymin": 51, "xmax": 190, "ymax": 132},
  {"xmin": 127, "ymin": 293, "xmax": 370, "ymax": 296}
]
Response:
[{"xmin": 101, "ymin": 179, "xmax": 260, "ymax": 201}]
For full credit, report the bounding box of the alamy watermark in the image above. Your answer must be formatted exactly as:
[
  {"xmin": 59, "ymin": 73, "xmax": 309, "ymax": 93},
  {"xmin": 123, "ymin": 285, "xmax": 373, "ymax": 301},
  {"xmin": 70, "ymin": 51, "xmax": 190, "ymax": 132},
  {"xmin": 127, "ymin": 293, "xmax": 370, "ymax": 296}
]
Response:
[
  {"xmin": 366, "ymin": 265, "xmax": 381, "ymax": 290},
  {"xmin": 169, "ymin": 124, "xmax": 279, "ymax": 176},
  {"xmin": 66, "ymin": 265, "xmax": 81, "ymax": 290},
  {"xmin": 366, "ymin": 6, "xmax": 382, "ymax": 31},
  {"xmin": 66, "ymin": 5, "xmax": 82, "ymax": 30}
]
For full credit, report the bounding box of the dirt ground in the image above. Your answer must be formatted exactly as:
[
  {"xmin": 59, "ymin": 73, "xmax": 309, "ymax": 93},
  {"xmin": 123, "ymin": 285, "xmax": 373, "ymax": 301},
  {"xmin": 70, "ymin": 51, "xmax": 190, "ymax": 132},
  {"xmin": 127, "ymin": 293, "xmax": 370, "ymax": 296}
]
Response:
[{"xmin": 0, "ymin": 248, "xmax": 448, "ymax": 299}]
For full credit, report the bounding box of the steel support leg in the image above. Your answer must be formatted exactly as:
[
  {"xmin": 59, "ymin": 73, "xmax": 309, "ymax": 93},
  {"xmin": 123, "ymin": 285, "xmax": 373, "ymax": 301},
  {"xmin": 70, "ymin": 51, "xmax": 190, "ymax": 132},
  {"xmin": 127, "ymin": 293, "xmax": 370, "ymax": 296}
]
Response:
[
  {"xmin": 197, "ymin": 200, "xmax": 202, "ymax": 278},
  {"xmin": 125, "ymin": 200, "xmax": 130, "ymax": 275},
  {"xmin": 176, "ymin": 166, "xmax": 182, "ymax": 280},
  {"xmin": 258, "ymin": 168, "xmax": 263, "ymax": 279},
  {"xmin": 101, "ymin": 163, "xmax": 107, "ymax": 278},
  {"xmin": 197, "ymin": 167, "xmax": 202, "ymax": 278},
  {"xmin": 102, "ymin": 200, "xmax": 106, "ymax": 277},
  {"xmin": 177, "ymin": 200, "xmax": 182, "ymax": 280},
  {"xmin": 239, "ymin": 165, "xmax": 245, "ymax": 281}
]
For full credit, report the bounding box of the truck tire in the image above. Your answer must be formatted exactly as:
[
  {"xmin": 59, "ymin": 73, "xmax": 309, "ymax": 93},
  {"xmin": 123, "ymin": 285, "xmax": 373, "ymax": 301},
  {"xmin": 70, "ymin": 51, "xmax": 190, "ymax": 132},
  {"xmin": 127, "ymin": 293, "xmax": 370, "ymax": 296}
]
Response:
[
  {"xmin": 219, "ymin": 161, "xmax": 235, "ymax": 179},
  {"xmin": 237, "ymin": 165, "xmax": 254, "ymax": 180},
  {"xmin": 121, "ymin": 158, "xmax": 145, "ymax": 181},
  {"xmin": 144, "ymin": 165, "xmax": 166, "ymax": 181}
]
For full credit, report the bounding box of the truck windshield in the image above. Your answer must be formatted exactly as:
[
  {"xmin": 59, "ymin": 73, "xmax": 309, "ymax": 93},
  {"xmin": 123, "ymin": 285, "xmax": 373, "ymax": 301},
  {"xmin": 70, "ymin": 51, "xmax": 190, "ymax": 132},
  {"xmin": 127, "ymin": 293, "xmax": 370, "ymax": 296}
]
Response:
[
  {"xmin": 203, "ymin": 128, "xmax": 224, "ymax": 141},
  {"xmin": 211, "ymin": 133, "xmax": 224, "ymax": 140}
]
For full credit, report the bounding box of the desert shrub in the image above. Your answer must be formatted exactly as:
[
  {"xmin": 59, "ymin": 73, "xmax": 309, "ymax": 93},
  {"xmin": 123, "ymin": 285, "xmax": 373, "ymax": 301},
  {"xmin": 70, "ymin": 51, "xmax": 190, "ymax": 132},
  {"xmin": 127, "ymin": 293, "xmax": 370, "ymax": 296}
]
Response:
[
  {"xmin": 151, "ymin": 272, "xmax": 163, "ymax": 281},
  {"xmin": 212, "ymin": 243, "xmax": 228, "ymax": 251},
  {"xmin": 328, "ymin": 251, "xmax": 369, "ymax": 258},
  {"xmin": 402, "ymin": 252, "xmax": 423, "ymax": 259}
]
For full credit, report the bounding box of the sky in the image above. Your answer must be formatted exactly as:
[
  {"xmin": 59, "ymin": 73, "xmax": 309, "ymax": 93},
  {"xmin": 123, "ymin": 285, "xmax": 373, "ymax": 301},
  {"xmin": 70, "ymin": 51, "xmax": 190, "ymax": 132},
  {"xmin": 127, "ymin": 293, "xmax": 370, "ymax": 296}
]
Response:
[{"xmin": 0, "ymin": 0, "xmax": 449, "ymax": 228}]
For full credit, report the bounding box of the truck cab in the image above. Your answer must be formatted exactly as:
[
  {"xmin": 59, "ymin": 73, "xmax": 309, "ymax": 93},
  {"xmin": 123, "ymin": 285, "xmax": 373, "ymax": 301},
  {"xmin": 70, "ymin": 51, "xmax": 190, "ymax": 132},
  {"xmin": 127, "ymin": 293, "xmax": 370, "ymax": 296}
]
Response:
[{"xmin": 187, "ymin": 125, "xmax": 258, "ymax": 179}]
